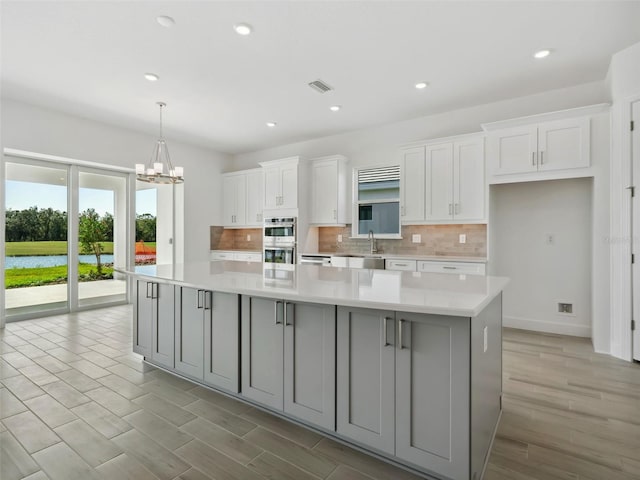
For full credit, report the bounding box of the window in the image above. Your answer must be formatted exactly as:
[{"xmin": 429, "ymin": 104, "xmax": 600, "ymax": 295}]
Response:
[{"xmin": 353, "ymin": 165, "xmax": 401, "ymax": 238}]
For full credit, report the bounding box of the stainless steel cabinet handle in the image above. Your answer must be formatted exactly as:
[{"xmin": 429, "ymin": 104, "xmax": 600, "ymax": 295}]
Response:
[
  {"xmin": 540, "ymin": 151, "xmax": 544, "ymax": 164},
  {"xmin": 399, "ymin": 319, "xmax": 406, "ymax": 349},
  {"xmin": 152, "ymin": 283, "xmax": 158, "ymax": 299},
  {"xmin": 275, "ymin": 301, "xmax": 282, "ymax": 325},
  {"xmin": 443, "ymin": 266, "xmax": 457, "ymax": 270},
  {"xmin": 204, "ymin": 291, "xmax": 212, "ymax": 310},
  {"xmin": 333, "ymin": 209, "xmax": 337, "ymax": 220},
  {"xmin": 455, "ymin": 203, "xmax": 460, "ymax": 215},
  {"xmin": 383, "ymin": 317, "xmax": 392, "ymax": 346},
  {"xmin": 146, "ymin": 282, "xmax": 152, "ymax": 298},
  {"xmin": 395, "ymin": 263, "xmax": 408, "ymax": 267},
  {"xmin": 197, "ymin": 290, "xmax": 204, "ymax": 309},
  {"xmin": 284, "ymin": 302, "xmax": 294, "ymax": 326},
  {"xmin": 448, "ymin": 203, "xmax": 453, "ymax": 215},
  {"xmin": 532, "ymin": 152, "xmax": 536, "ymax": 166}
]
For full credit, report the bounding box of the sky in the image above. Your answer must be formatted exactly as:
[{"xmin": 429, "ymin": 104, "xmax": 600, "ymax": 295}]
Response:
[{"xmin": 5, "ymin": 181, "xmax": 157, "ymax": 216}]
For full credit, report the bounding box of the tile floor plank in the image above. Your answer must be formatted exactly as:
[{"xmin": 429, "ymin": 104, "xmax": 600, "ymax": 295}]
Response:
[
  {"xmin": 24, "ymin": 394, "xmax": 77, "ymax": 429},
  {"xmin": 70, "ymin": 401, "xmax": 132, "ymax": 439},
  {"xmin": 123, "ymin": 409, "xmax": 194, "ymax": 451},
  {"xmin": 95, "ymin": 452, "xmax": 160, "ymax": 480},
  {"xmin": 31, "ymin": 441, "xmax": 103, "ymax": 480},
  {"xmin": 54, "ymin": 419, "xmax": 122, "ymax": 467},
  {"xmin": 0, "ymin": 430, "xmax": 41, "ymax": 480},
  {"xmin": 2, "ymin": 411, "xmax": 61, "ymax": 454}
]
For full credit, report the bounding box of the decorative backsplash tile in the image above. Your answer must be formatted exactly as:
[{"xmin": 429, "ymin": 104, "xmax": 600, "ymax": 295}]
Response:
[
  {"xmin": 211, "ymin": 226, "xmax": 263, "ymax": 251},
  {"xmin": 317, "ymin": 224, "xmax": 487, "ymax": 257}
]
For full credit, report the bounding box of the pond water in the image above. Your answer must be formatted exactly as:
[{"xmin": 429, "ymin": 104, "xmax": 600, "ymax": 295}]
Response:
[{"xmin": 5, "ymin": 255, "xmax": 116, "ymax": 269}]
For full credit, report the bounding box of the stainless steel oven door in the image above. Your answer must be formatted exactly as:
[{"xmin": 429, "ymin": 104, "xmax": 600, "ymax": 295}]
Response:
[{"xmin": 263, "ymin": 247, "xmax": 295, "ymax": 265}]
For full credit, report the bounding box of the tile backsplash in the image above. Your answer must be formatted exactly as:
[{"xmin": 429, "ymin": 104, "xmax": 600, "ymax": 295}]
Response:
[
  {"xmin": 210, "ymin": 226, "xmax": 262, "ymax": 251},
  {"xmin": 317, "ymin": 224, "xmax": 487, "ymax": 257}
]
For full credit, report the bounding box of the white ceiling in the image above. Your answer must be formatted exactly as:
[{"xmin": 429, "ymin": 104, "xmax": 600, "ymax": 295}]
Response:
[{"xmin": 2, "ymin": 1, "xmax": 640, "ymax": 154}]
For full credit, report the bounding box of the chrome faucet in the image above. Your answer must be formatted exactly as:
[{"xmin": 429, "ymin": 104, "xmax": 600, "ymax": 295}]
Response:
[{"xmin": 368, "ymin": 230, "xmax": 378, "ymax": 254}]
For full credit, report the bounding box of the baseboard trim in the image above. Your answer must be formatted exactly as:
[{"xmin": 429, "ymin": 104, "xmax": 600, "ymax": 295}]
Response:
[{"xmin": 503, "ymin": 315, "xmax": 591, "ymax": 337}]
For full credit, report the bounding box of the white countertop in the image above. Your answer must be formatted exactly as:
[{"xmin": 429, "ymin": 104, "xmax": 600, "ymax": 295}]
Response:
[
  {"xmin": 120, "ymin": 262, "xmax": 507, "ymax": 317},
  {"xmin": 301, "ymin": 252, "xmax": 487, "ymax": 263}
]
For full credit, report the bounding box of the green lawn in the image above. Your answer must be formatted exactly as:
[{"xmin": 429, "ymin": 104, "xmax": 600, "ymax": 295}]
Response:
[
  {"xmin": 6, "ymin": 241, "xmax": 157, "ymax": 256},
  {"xmin": 5, "ymin": 264, "xmax": 114, "ymax": 289}
]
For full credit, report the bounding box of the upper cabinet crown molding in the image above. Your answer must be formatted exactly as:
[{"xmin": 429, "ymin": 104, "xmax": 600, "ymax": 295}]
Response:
[
  {"xmin": 310, "ymin": 154, "xmax": 350, "ymax": 226},
  {"xmin": 259, "ymin": 156, "xmax": 300, "ymax": 168},
  {"xmin": 480, "ymin": 103, "xmax": 610, "ymax": 132}
]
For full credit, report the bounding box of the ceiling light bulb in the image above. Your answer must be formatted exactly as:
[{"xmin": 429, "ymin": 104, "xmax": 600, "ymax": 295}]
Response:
[
  {"xmin": 156, "ymin": 16, "xmax": 176, "ymax": 28},
  {"xmin": 266, "ymin": 122, "xmax": 277, "ymax": 127},
  {"xmin": 415, "ymin": 82, "xmax": 429, "ymax": 89},
  {"xmin": 534, "ymin": 49, "xmax": 551, "ymax": 59},
  {"xmin": 330, "ymin": 105, "xmax": 341, "ymax": 112},
  {"xmin": 144, "ymin": 73, "xmax": 159, "ymax": 82},
  {"xmin": 234, "ymin": 23, "xmax": 253, "ymax": 35}
]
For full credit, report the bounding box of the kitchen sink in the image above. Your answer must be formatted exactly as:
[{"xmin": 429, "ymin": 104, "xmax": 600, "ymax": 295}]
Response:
[{"xmin": 330, "ymin": 254, "xmax": 385, "ymax": 269}]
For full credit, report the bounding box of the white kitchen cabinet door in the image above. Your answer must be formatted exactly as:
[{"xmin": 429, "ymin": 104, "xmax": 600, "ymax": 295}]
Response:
[
  {"xmin": 311, "ymin": 159, "xmax": 338, "ymax": 224},
  {"xmin": 425, "ymin": 143, "xmax": 454, "ymax": 221},
  {"xmin": 204, "ymin": 292, "xmax": 239, "ymax": 393},
  {"xmin": 222, "ymin": 174, "xmax": 247, "ymax": 226},
  {"xmin": 175, "ymin": 287, "xmax": 204, "ymax": 380},
  {"xmin": 453, "ymin": 137, "xmax": 485, "ymax": 221},
  {"xmin": 263, "ymin": 166, "xmax": 280, "ymax": 210},
  {"xmin": 150, "ymin": 283, "xmax": 176, "ymax": 369},
  {"xmin": 284, "ymin": 301, "xmax": 336, "ymax": 430},
  {"xmin": 246, "ymin": 169, "xmax": 264, "ymax": 226},
  {"xmin": 280, "ymin": 163, "xmax": 298, "ymax": 209},
  {"xmin": 395, "ymin": 313, "xmax": 470, "ymax": 480},
  {"xmin": 337, "ymin": 307, "xmax": 395, "ymax": 454},
  {"xmin": 538, "ymin": 117, "xmax": 590, "ymax": 172},
  {"xmin": 488, "ymin": 125, "xmax": 538, "ymax": 175},
  {"xmin": 241, "ymin": 296, "xmax": 284, "ymax": 410},
  {"xmin": 400, "ymin": 146, "xmax": 426, "ymax": 222}
]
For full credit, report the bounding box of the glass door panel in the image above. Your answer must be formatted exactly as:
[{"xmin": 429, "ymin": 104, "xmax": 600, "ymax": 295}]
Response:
[
  {"xmin": 4, "ymin": 161, "xmax": 69, "ymax": 316},
  {"xmin": 136, "ymin": 183, "xmax": 172, "ymax": 274},
  {"xmin": 77, "ymin": 171, "xmax": 127, "ymax": 307}
]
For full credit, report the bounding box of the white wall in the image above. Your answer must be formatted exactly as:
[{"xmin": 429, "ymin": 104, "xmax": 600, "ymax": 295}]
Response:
[
  {"xmin": 606, "ymin": 40, "xmax": 640, "ymax": 360},
  {"xmin": 490, "ymin": 179, "xmax": 593, "ymax": 337},
  {"xmin": 0, "ymin": 98, "xmax": 232, "ymax": 264},
  {"xmin": 233, "ymin": 81, "xmax": 606, "ymax": 169}
]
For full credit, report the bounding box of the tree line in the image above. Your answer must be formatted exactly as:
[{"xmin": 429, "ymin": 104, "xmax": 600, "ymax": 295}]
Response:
[{"xmin": 5, "ymin": 206, "xmax": 157, "ymax": 243}]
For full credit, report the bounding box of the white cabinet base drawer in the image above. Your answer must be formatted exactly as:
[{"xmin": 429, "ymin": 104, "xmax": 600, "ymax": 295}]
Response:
[
  {"xmin": 385, "ymin": 259, "xmax": 417, "ymax": 271},
  {"xmin": 211, "ymin": 251, "xmax": 262, "ymax": 263},
  {"xmin": 418, "ymin": 261, "xmax": 486, "ymax": 275}
]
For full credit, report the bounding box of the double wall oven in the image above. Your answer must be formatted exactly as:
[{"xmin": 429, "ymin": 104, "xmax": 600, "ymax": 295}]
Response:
[{"xmin": 263, "ymin": 217, "xmax": 296, "ymax": 267}]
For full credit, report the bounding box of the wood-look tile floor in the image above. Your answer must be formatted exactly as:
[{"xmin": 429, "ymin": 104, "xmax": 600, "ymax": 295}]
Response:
[{"xmin": 0, "ymin": 306, "xmax": 637, "ymax": 480}]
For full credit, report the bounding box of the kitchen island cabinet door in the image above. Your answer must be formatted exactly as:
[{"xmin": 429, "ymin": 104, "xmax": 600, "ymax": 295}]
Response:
[
  {"xmin": 241, "ymin": 296, "xmax": 284, "ymax": 410},
  {"xmin": 203, "ymin": 292, "xmax": 240, "ymax": 393},
  {"xmin": 284, "ymin": 301, "xmax": 335, "ymax": 430},
  {"xmin": 175, "ymin": 287, "xmax": 204, "ymax": 380},
  {"xmin": 134, "ymin": 280, "xmax": 153, "ymax": 356},
  {"xmin": 150, "ymin": 282, "xmax": 176, "ymax": 369},
  {"xmin": 336, "ymin": 307, "xmax": 395, "ymax": 455},
  {"xmin": 395, "ymin": 313, "xmax": 470, "ymax": 480}
]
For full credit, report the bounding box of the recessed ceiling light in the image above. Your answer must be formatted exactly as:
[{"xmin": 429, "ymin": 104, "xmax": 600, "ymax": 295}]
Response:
[
  {"xmin": 415, "ymin": 82, "xmax": 429, "ymax": 89},
  {"xmin": 144, "ymin": 73, "xmax": 159, "ymax": 82},
  {"xmin": 156, "ymin": 15, "xmax": 175, "ymax": 28},
  {"xmin": 533, "ymin": 49, "xmax": 551, "ymax": 59},
  {"xmin": 330, "ymin": 105, "xmax": 341, "ymax": 112},
  {"xmin": 266, "ymin": 122, "xmax": 277, "ymax": 127},
  {"xmin": 234, "ymin": 23, "xmax": 253, "ymax": 35}
]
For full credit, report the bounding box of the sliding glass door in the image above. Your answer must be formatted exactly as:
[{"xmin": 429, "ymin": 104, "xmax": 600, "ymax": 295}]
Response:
[{"xmin": 4, "ymin": 160, "xmax": 69, "ymax": 317}]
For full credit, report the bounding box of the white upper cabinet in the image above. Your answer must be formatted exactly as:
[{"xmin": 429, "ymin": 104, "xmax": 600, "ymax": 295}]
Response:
[
  {"xmin": 245, "ymin": 169, "xmax": 264, "ymax": 226},
  {"xmin": 310, "ymin": 155, "xmax": 350, "ymax": 225},
  {"xmin": 488, "ymin": 117, "xmax": 590, "ymax": 177},
  {"xmin": 260, "ymin": 157, "xmax": 299, "ymax": 212},
  {"xmin": 222, "ymin": 173, "xmax": 247, "ymax": 227},
  {"xmin": 400, "ymin": 134, "xmax": 486, "ymax": 224}
]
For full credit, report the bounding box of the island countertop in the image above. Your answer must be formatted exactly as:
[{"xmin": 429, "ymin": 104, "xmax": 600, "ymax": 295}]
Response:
[{"xmin": 118, "ymin": 261, "xmax": 508, "ymax": 317}]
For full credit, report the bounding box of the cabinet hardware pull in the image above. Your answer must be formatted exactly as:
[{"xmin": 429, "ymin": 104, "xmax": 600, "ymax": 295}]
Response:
[
  {"xmin": 383, "ymin": 317, "xmax": 392, "ymax": 346},
  {"xmin": 284, "ymin": 302, "xmax": 294, "ymax": 326},
  {"xmin": 146, "ymin": 282, "xmax": 152, "ymax": 298},
  {"xmin": 399, "ymin": 319, "xmax": 406, "ymax": 349},
  {"xmin": 448, "ymin": 203, "xmax": 452, "ymax": 215},
  {"xmin": 443, "ymin": 266, "xmax": 457, "ymax": 269},
  {"xmin": 455, "ymin": 203, "xmax": 460, "ymax": 215},
  {"xmin": 275, "ymin": 301, "xmax": 282, "ymax": 324},
  {"xmin": 333, "ymin": 209, "xmax": 337, "ymax": 220},
  {"xmin": 204, "ymin": 291, "xmax": 212, "ymax": 310},
  {"xmin": 197, "ymin": 290, "xmax": 203, "ymax": 309},
  {"xmin": 152, "ymin": 283, "xmax": 158, "ymax": 299},
  {"xmin": 283, "ymin": 302, "xmax": 288, "ymax": 326},
  {"xmin": 540, "ymin": 151, "xmax": 544, "ymax": 164},
  {"xmin": 395, "ymin": 263, "xmax": 408, "ymax": 267},
  {"xmin": 401, "ymin": 205, "xmax": 405, "ymax": 216},
  {"xmin": 532, "ymin": 152, "xmax": 535, "ymax": 166}
]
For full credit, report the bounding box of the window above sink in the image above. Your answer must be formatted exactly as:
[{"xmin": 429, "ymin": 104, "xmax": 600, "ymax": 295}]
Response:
[{"xmin": 352, "ymin": 165, "xmax": 401, "ymax": 239}]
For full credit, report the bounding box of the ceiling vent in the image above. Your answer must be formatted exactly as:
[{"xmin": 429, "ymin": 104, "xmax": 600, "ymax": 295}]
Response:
[{"xmin": 308, "ymin": 79, "xmax": 333, "ymax": 94}]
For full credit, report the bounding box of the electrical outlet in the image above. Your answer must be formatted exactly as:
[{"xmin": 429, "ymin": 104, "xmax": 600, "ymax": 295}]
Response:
[
  {"xmin": 459, "ymin": 234, "xmax": 466, "ymax": 244},
  {"xmin": 246, "ymin": 234, "xmax": 251, "ymax": 242},
  {"xmin": 412, "ymin": 234, "xmax": 421, "ymax": 243},
  {"xmin": 337, "ymin": 234, "xmax": 343, "ymax": 243},
  {"xmin": 558, "ymin": 302, "xmax": 573, "ymax": 314}
]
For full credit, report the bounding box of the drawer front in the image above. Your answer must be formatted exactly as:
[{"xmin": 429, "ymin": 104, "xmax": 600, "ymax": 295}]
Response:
[
  {"xmin": 211, "ymin": 251, "xmax": 234, "ymax": 260},
  {"xmin": 418, "ymin": 261, "xmax": 486, "ymax": 275},
  {"xmin": 385, "ymin": 259, "xmax": 417, "ymax": 271},
  {"xmin": 234, "ymin": 253, "xmax": 262, "ymax": 263}
]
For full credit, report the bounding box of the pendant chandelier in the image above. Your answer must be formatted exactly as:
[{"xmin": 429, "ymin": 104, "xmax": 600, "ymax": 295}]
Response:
[{"xmin": 136, "ymin": 102, "xmax": 184, "ymax": 184}]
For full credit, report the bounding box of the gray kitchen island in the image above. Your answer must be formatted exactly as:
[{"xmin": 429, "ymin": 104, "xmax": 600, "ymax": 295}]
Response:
[{"xmin": 119, "ymin": 261, "xmax": 508, "ymax": 480}]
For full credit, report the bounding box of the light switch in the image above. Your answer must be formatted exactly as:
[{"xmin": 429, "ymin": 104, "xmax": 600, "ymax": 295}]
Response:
[
  {"xmin": 337, "ymin": 234, "xmax": 343, "ymax": 243},
  {"xmin": 459, "ymin": 234, "xmax": 466, "ymax": 244},
  {"xmin": 412, "ymin": 234, "xmax": 421, "ymax": 243},
  {"xmin": 247, "ymin": 234, "xmax": 251, "ymax": 241}
]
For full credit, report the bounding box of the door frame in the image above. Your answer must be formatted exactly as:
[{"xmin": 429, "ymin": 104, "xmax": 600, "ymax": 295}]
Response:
[{"xmin": 631, "ymin": 98, "xmax": 640, "ymax": 361}]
